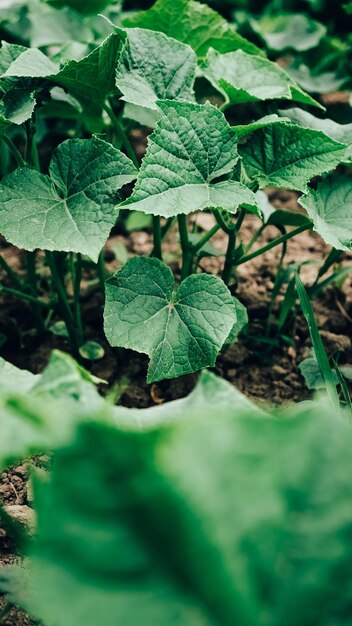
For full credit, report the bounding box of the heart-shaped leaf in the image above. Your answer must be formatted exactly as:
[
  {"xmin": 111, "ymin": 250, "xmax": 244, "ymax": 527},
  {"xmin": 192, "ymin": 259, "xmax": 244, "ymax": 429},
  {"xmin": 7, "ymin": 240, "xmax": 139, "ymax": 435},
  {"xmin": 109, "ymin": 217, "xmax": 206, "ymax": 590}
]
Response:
[
  {"xmin": 299, "ymin": 175, "xmax": 352, "ymax": 251},
  {"xmin": 120, "ymin": 100, "xmax": 258, "ymax": 217},
  {"xmin": 104, "ymin": 256, "xmax": 239, "ymax": 382},
  {"xmin": 0, "ymin": 137, "xmax": 137, "ymax": 261}
]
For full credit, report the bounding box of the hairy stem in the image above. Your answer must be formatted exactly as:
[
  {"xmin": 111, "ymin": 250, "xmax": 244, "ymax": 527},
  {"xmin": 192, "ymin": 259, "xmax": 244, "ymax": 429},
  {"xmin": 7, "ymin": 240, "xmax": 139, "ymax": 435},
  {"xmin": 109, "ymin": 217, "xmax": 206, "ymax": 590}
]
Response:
[
  {"xmin": 27, "ymin": 251, "xmax": 46, "ymax": 333},
  {"xmin": 192, "ymin": 223, "xmax": 221, "ymax": 253}
]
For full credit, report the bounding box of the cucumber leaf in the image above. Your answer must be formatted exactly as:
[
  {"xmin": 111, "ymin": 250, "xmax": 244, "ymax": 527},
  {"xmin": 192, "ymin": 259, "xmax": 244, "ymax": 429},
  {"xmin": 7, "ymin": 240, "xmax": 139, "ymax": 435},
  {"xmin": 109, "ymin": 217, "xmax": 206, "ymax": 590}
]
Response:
[
  {"xmin": 122, "ymin": 0, "xmax": 262, "ymax": 59},
  {"xmin": 0, "ymin": 137, "xmax": 137, "ymax": 261},
  {"xmin": 115, "ymin": 28, "xmax": 196, "ymax": 112},
  {"xmin": 278, "ymin": 108, "xmax": 352, "ymax": 161},
  {"xmin": 0, "ymin": 42, "xmax": 38, "ymax": 132},
  {"xmin": 4, "ymin": 389, "xmax": 352, "ymax": 626},
  {"xmin": 202, "ymin": 49, "xmax": 322, "ymax": 109},
  {"xmin": 3, "ymin": 33, "xmax": 125, "ymax": 126},
  {"xmin": 299, "ymin": 175, "xmax": 352, "ymax": 251},
  {"xmin": 104, "ymin": 256, "xmax": 238, "ymax": 382},
  {"xmin": 239, "ymin": 121, "xmax": 346, "ymax": 191},
  {"xmin": 120, "ymin": 100, "xmax": 258, "ymax": 217},
  {"xmin": 250, "ymin": 14, "xmax": 326, "ymax": 52}
]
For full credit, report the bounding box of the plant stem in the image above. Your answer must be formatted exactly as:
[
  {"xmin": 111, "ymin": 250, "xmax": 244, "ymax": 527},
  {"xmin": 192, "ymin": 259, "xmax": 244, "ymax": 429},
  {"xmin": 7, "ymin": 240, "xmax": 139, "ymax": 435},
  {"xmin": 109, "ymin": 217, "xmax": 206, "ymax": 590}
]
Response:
[
  {"xmin": 97, "ymin": 251, "xmax": 106, "ymax": 292},
  {"xmin": 235, "ymin": 222, "xmax": 313, "ymax": 266},
  {"xmin": 178, "ymin": 214, "xmax": 193, "ymax": 281},
  {"xmin": 103, "ymin": 102, "xmax": 139, "ymax": 168},
  {"xmin": 1, "ymin": 134, "xmax": 25, "ymax": 167},
  {"xmin": 0, "ymin": 284, "xmax": 51, "ymax": 308},
  {"xmin": 161, "ymin": 216, "xmax": 175, "ymax": 239},
  {"xmin": 70, "ymin": 253, "xmax": 84, "ymax": 346},
  {"xmin": 27, "ymin": 251, "xmax": 46, "ymax": 333},
  {"xmin": 222, "ymin": 229, "xmax": 236, "ymax": 285},
  {"xmin": 152, "ymin": 216, "xmax": 162, "ymax": 260},
  {"xmin": 46, "ymin": 252, "xmax": 78, "ymax": 351},
  {"xmin": 0, "ymin": 254, "xmax": 24, "ymax": 290},
  {"xmin": 243, "ymin": 223, "xmax": 266, "ymax": 254},
  {"xmin": 214, "ymin": 209, "xmax": 232, "ymax": 234},
  {"xmin": 192, "ymin": 223, "xmax": 221, "ymax": 253}
]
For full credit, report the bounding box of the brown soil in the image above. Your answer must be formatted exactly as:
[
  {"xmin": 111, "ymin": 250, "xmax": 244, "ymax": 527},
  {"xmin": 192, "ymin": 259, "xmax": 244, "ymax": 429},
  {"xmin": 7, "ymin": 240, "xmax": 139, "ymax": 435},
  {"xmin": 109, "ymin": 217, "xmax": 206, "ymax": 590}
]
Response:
[{"xmin": 0, "ymin": 185, "xmax": 352, "ymax": 626}]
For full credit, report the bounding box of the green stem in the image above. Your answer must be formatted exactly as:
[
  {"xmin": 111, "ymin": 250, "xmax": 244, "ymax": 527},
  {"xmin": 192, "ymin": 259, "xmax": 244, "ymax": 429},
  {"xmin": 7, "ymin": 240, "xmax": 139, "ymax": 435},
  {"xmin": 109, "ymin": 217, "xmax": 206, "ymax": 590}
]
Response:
[
  {"xmin": 243, "ymin": 223, "xmax": 266, "ymax": 254},
  {"xmin": 46, "ymin": 252, "xmax": 78, "ymax": 351},
  {"xmin": 0, "ymin": 254, "xmax": 24, "ymax": 290},
  {"xmin": 222, "ymin": 229, "xmax": 236, "ymax": 285},
  {"xmin": 27, "ymin": 251, "xmax": 45, "ymax": 333},
  {"xmin": 161, "ymin": 217, "xmax": 175, "ymax": 239},
  {"xmin": 103, "ymin": 103, "xmax": 139, "ymax": 168},
  {"xmin": 0, "ymin": 284, "xmax": 51, "ymax": 308},
  {"xmin": 97, "ymin": 251, "xmax": 106, "ymax": 292},
  {"xmin": 152, "ymin": 215, "xmax": 162, "ymax": 260},
  {"xmin": 235, "ymin": 222, "xmax": 313, "ymax": 267},
  {"xmin": 70, "ymin": 253, "xmax": 84, "ymax": 345},
  {"xmin": 214, "ymin": 209, "xmax": 232, "ymax": 234},
  {"xmin": 178, "ymin": 214, "xmax": 193, "ymax": 281},
  {"xmin": 192, "ymin": 223, "xmax": 221, "ymax": 253},
  {"xmin": 1, "ymin": 134, "xmax": 25, "ymax": 167}
]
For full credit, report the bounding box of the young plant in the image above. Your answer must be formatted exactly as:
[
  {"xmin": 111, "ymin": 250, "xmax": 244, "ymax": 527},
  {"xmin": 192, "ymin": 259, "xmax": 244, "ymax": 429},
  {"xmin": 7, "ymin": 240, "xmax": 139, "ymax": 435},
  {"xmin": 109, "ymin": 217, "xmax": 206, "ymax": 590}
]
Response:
[{"xmin": 0, "ymin": 0, "xmax": 350, "ymax": 383}]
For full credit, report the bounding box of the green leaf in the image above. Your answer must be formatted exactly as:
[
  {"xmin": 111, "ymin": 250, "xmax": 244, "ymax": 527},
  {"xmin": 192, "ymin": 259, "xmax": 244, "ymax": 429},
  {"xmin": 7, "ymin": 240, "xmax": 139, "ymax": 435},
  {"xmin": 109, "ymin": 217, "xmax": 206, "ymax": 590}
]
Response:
[
  {"xmin": 28, "ymin": 3, "xmax": 93, "ymax": 48},
  {"xmin": 115, "ymin": 28, "xmax": 196, "ymax": 111},
  {"xmin": 0, "ymin": 357, "xmax": 39, "ymax": 393},
  {"xmin": 0, "ymin": 42, "xmax": 37, "ymax": 132},
  {"xmin": 299, "ymin": 175, "xmax": 352, "ymax": 252},
  {"xmin": 122, "ymin": 0, "xmax": 262, "ymax": 59},
  {"xmin": 239, "ymin": 121, "xmax": 346, "ymax": 191},
  {"xmin": 299, "ymin": 356, "xmax": 327, "ymax": 390},
  {"xmin": 285, "ymin": 63, "xmax": 346, "ymax": 94},
  {"xmin": 48, "ymin": 0, "xmax": 116, "ymax": 15},
  {"xmin": 104, "ymin": 256, "xmax": 238, "ymax": 382},
  {"xmin": 120, "ymin": 100, "xmax": 258, "ymax": 218},
  {"xmin": 6, "ymin": 386, "xmax": 352, "ymax": 625},
  {"xmin": 250, "ymin": 14, "xmax": 326, "ymax": 52},
  {"xmin": 202, "ymin": 49, "xmax": 322, "ymax": 109},
  {"xmin": 3, "ymin": 33, "xmax": 125, "ymax": 124},
  {"xmin": 54, "ymin": 32, "xmax": 124, "ymax": 120},
  {"xmin": 278, "ymin": 107, "xmax": 352, "ymax": 161},
  {"xmin": 0, "ymin": 137, "xmax": 137, "ymax": 261}
]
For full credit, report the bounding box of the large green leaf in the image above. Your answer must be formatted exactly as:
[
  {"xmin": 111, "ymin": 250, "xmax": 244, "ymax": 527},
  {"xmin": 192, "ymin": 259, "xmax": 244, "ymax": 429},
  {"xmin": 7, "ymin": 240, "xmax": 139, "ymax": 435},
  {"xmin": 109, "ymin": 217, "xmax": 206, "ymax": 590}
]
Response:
[
  {"xmin": 4, "ymin": 390, "xmax": 352, "ymax": 626},
  {"xmin": 250, "ymin": 14, "xmax": 326, "ymax": 52},
  {"xmin": 299, "ymin": 175, "xmax": 352, "ymax": 251},
  {"xmin": 122, "ymin": 0, "xmax": 261, "ymax": 59},
  {"xmin": 115, "ymin": 28, "xmax": 196, "ymax": 112},
  {"xmin": 278, "ymin": 108, "xmax": 352, "ymax": 160},
  {"xmin": 120, "ymin": 100, "xmax": 258, "ymax": 217},
  {"xmin": 104, "ymin": 256, "xmax": 238, "ymax": 382},
  {"xmin": 0, "ymin": 137, "xmax": 137, "ymax": 261},
  {"xmin": 202, "ymin": 49, "xmax": 321, "ymax": 108},
  {"xmin": 28, "ymin": 2, "xmax": 93, "ymax": 48},
  {"xmin": 239, "ymin": 121, "xmax": 346, "ymax": 191}
]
